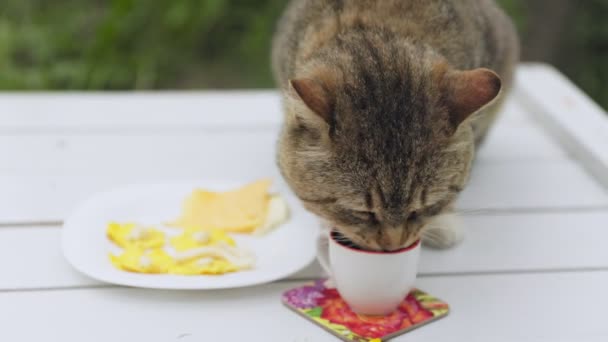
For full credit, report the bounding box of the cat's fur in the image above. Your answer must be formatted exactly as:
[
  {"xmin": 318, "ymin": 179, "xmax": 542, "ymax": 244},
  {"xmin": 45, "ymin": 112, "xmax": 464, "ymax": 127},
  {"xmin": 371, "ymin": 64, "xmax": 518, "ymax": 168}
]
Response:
[{"xmin": 272, "ymin": 0, "xmax": 519, "ymax": 251}]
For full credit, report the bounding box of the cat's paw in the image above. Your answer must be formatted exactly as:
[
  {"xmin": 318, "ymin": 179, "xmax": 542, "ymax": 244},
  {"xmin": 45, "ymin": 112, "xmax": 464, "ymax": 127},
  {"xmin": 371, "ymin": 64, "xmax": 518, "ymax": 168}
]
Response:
[{"xmin": 422, "ymin": 212, "xmax": 464, "ymax": 249}]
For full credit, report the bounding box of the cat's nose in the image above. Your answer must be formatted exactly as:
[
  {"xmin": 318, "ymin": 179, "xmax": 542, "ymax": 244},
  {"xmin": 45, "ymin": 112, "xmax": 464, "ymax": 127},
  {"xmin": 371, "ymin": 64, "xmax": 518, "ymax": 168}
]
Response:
[{"xmin": 377, "ymin": 228, "xmax": 405, "ymax": 251}]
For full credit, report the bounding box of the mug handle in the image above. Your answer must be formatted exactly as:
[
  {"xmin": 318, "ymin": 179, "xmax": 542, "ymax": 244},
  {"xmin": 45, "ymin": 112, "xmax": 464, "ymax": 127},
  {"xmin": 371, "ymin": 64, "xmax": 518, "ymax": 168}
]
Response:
[{"xmin": 316, "ymin": 229, "xmax": 335, "ymax": 289}]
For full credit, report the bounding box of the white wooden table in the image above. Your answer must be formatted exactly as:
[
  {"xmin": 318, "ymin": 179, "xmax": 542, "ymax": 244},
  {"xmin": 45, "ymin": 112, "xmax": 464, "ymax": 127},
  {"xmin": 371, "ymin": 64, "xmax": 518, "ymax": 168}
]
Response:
[{"xmin": 1, "ymin": 64, "xmax": 607, "ymax": 342}]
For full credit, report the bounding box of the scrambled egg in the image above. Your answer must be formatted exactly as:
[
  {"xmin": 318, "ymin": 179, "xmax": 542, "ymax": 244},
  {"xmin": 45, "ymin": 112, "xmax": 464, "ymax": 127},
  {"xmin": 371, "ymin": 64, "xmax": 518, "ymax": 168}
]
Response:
[
  {"xmin": 169, "ymin": 229, "xmax": 236, "ymax": 252},
  {"xmin": 108, "ymin": 223, "xmax": 254, "ymax": 275},
  {"xmin": 107, "ymin": 179, "xmax": 289, "ymax": 276},
  {"xmin": 107, "ymin": 222, "xmax": 165, "ymax": 249},
  {"xmin": 171, "ymin": 258, "xmax": 239, "ymax": 276},
  {"xmin": 110, "ymin": 247, "xmax": 173, "ymax": 274}
]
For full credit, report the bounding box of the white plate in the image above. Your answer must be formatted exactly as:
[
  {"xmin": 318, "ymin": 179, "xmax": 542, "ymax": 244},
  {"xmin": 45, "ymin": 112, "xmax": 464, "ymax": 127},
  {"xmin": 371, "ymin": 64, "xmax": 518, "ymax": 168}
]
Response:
[{"xmin": 62, "ymin": 180, "xmax": 319, "ymax": 289}]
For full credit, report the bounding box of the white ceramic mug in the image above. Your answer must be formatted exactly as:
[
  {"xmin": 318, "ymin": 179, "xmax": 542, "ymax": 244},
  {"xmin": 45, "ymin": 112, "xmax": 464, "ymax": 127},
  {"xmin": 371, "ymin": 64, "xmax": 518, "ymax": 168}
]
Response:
[{"xmin": 316, "ymin": 230, "xmax": 421, "ymax": 316}]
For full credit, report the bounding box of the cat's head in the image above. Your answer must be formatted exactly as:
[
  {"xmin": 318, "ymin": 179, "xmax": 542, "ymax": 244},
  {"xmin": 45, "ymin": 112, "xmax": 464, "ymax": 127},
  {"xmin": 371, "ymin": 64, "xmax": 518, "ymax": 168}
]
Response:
[{"xmin": 278, "ymin": 49, "xmax": 501, "ymax": 251}]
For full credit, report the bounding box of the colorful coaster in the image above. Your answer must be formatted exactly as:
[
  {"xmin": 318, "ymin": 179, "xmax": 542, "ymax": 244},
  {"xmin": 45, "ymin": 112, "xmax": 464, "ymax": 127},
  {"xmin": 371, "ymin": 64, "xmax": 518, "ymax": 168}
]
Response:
[{"xmin": 282, "ymin": 279, "xmax": 449, "ymax": 341}]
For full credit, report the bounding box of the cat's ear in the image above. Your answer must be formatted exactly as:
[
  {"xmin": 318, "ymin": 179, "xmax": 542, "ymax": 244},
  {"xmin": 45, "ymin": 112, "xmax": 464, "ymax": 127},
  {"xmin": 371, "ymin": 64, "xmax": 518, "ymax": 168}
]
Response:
[
  {"xmin": 442, "ymin": 68, "xmax": 502, "ymax": 128},
  {"xmin": 289, "ymin": 78, "xmax": 334, "ymax": 125}
]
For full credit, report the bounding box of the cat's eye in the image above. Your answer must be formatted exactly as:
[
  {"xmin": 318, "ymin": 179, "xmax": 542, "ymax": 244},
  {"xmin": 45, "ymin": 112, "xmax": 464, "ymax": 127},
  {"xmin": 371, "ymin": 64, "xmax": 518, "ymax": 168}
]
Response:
[{"xmin": 408, "ymin": 211, "xmax": 419, "ymax": 222}]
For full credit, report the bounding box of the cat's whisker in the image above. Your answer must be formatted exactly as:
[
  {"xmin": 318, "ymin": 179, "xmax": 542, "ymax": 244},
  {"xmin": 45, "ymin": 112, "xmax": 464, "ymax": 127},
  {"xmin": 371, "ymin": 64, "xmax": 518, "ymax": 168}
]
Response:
[{"xmin": 452, "ymin": 208, "xmax": 494, "ymax": 215}]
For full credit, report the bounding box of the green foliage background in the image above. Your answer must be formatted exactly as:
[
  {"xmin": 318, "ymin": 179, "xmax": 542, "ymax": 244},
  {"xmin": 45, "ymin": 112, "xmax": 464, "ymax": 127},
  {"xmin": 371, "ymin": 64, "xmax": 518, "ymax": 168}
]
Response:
[{"xmin": 0, "ymin": 0, "xmax": 606, "ymax": 109}]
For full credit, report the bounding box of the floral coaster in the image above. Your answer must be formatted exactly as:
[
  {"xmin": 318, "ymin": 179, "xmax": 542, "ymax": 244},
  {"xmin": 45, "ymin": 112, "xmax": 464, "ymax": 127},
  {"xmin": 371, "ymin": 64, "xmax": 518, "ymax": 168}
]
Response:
[{"xmin": 282, "ymin": 279, "xmax": 449, "ymax": 341}]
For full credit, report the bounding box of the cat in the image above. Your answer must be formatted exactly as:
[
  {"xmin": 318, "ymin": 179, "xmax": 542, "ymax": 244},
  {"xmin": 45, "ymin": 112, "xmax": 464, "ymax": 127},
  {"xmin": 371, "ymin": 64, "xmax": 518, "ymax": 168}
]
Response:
[{"xmin": 271, "ymin": 0, "xmax": 519, "ymax": 251}]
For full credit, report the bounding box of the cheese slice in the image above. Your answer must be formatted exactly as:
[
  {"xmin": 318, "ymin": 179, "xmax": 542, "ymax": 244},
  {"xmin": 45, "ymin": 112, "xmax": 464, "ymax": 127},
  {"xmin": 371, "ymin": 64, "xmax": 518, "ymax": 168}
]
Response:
[{"xmin": 168, "ymin": 179, "xmax": 272, "ymax": 233}]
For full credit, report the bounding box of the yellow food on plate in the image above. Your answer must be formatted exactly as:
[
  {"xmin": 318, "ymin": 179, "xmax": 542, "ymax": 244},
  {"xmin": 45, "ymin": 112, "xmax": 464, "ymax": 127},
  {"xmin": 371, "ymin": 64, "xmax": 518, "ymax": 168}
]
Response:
[
  {"xmin": 110, "ymin": 247, "xmax": 173, "ymax": 274},
  {"xmin": 108, "ymin": 223, "xmax": 254, "ymax": 275},
  {"xmin": 170, "ymin": 258, "xmax": 239, "ymax": 276},
  {"xmin": 168, "ymin": 230, "xmax": 255, "ymax": 273},
  {"xmin": 170, "ymin": 242, "xmax": 255, "ymax": 270},
  {"xmin": 107, "ymin": 179, "xmax": 289, "ymax": 276},
  {"xmin": 170, "ymin": 229, "xmax": 235, "ymax": 252},
  {"xmin": 109, "ymin": 244, "xmax": 251, "ymax": 275},
  {"xmin": 106, "ymin": 222, "xmax": 165, "ymax": 249},
  {"xmin": 170, "ymin": 241, "xmax": 254, "ymax": 274},
  {"xmin": 168, "ymin": 179, "xmax": 288, "ymax": 234}
]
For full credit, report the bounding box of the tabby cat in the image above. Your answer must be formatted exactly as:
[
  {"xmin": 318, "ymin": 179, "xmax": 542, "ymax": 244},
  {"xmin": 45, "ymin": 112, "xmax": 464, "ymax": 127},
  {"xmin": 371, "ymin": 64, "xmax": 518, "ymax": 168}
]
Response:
[{"xmin": 271, "ymin": 0, "xmax": 519, "ymax": 251}]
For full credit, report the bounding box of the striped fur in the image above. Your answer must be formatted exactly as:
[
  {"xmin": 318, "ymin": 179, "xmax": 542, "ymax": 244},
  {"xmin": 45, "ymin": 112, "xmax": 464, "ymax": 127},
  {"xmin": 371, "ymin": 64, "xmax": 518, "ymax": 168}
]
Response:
[{"xmin": 272, "ymin": 0, "xmax": 519, "ymax": 251}]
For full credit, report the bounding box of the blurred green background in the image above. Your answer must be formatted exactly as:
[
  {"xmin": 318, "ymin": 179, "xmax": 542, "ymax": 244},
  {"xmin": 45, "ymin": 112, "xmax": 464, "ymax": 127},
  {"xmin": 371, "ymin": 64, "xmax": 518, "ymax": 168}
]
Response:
[{"xmin": 1, "ymin": 0, "xmax": 606, "ymax": 109}]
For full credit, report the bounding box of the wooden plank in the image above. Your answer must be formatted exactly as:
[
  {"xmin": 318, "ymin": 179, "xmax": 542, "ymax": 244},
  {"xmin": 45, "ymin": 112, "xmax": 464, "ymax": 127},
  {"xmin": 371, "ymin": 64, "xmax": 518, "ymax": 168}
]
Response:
[
  {"xmin": 0, "ymin": 91, "xmax": 283, "ymax": 130},
  {"xmin": 516, "ymin": 64, "xmax": 608, "ymax": 189},
  {"xmin": 0, "ymin": 122, "xmax": 565, "ymax": 175},
  {"xmin": 0, "ymin": 228, "xmax": 99, "ymax": 289},
  {"xmin": 0, "ymin": 89, "xmax": 528, "ymax": 131},
  {"xmin": 1, "ymin": 272, "xmax": 607, "ymax": 341},
  {"xmin": 457, "ymin": 161, "xmax": 608, "ymax": 210},
  {"xmin": 414, "ymin": 271, "xmax": 608, "ymax": 342},
  {"xmin": 0, "ymin": 133, "xmax": 280, "ymax": 177},
  {"xmin": 287, "ymin": 211, "xmax": 608, "ymax": 279},
  {"xmin": 476, "ymin": 100, "xmax": 566, "ymax": 161},
  {"xmin": 4, "ymin": 211, "xmax": 608, "ymax": 289},
  {"xmin": 0, "ymin": 159, "xmax": 605, "ymax": 224},
  {"xmin": 0, "ymin": 110, "xmax": 566, "ymax": 177},
  {"xmin": 476, "ymin": 122, "xmax": 566, "ymax": 161}
]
